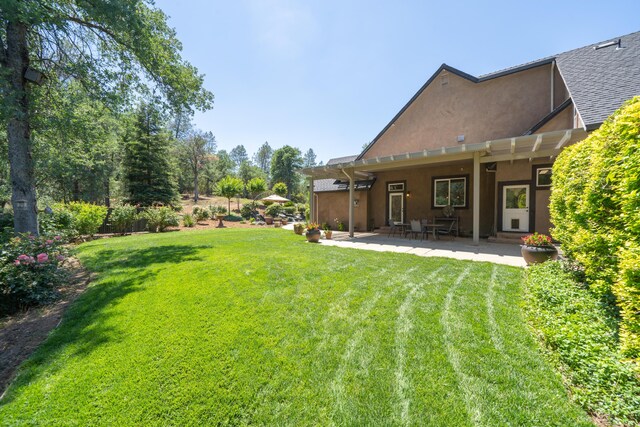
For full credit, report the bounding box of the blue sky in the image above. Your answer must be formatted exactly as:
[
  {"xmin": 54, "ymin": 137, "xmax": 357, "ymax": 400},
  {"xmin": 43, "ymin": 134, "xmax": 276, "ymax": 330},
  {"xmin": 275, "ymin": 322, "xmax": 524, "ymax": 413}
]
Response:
[{"xmin": 154, "ymin": 0, "xmax": 639, "ymax": 164}]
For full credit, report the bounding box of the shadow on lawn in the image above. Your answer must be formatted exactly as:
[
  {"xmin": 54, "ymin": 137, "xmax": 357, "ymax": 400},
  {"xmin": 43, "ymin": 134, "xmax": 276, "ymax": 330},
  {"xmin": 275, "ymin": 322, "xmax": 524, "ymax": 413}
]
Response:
[
  {"xmin": 0, "ymin": 244, "xmax": 204, "ymax": 405},
  {"xmin": 79, "ymin": 243, "xmax": 208, "ymax": 273}
]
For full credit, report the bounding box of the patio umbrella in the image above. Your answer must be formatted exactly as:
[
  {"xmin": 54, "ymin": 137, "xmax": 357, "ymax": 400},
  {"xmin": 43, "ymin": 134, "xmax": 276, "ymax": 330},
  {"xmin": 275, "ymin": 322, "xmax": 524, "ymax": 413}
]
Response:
[{"xmin": 261, "ymin": 194, "xmax": 290, "ymax": 203}]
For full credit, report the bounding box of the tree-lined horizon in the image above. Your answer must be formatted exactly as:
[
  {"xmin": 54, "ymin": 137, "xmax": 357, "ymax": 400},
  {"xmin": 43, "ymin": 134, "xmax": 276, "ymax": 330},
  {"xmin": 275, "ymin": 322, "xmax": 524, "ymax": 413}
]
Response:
[{"xmin": 0, "ymin": 1, "xmax": 314, "ymax": 233}]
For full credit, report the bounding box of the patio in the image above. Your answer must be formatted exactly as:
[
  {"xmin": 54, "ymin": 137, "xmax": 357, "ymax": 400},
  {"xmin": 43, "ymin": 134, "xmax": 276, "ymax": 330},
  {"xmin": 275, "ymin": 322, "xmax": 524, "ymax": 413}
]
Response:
[{"xmin": 314, "ymin": 230, "xmax": 526, "ymax": 267}]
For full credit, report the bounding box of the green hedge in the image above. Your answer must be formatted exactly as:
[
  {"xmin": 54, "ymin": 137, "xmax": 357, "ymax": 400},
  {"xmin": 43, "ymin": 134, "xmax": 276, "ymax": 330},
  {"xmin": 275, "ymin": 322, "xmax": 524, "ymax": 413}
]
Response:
[
  {"xmin": 524, "ymin": 262, "xmax": 640, "ymax": 425},
  {"xmin": 550, "ymin": 96, "xmax": 640, "ymax": 358}
]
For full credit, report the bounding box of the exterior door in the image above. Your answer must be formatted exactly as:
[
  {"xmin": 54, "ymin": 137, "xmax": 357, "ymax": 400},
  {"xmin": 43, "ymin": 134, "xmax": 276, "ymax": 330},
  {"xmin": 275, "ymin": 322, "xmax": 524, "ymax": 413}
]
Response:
[
  {"xmin": 389, "ymin": 193, "xmax": 404, "ymax": 224},
  {"xmin": 502, "ymin": 185, "xmax": 529, "ymax": 231}
]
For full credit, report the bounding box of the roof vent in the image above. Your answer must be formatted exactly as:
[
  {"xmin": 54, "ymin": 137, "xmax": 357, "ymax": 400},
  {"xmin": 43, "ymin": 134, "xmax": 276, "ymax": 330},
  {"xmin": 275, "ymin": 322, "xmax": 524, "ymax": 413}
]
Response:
[{"xmin": 594, "ymin": 39, "xmax": 621, "ymax": 50}]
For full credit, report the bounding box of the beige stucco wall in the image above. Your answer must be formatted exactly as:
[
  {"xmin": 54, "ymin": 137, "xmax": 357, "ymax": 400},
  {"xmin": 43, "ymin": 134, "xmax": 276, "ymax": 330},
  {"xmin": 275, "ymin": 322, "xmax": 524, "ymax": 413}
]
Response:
[
  {"xmin": 316, "ymin": 191, "xmax": 369, "ymax": 231},
  {"xmin": 363, "ymin": 64, "xmax": 568, "ymax": 159},
  {"xmin": 535, "ymin": 103, "xmax": 574, "ymax": 133},
  {"xmin": 535, "ymin": 189, "xmax": 552, "ymax": 235}
]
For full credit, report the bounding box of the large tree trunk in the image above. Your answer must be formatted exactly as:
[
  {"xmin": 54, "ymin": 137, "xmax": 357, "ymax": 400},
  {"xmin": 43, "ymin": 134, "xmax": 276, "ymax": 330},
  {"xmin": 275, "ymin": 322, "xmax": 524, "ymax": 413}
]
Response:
[{"xmin": 6, "ymin": 22, "xmax": 38, "ymax": 235}]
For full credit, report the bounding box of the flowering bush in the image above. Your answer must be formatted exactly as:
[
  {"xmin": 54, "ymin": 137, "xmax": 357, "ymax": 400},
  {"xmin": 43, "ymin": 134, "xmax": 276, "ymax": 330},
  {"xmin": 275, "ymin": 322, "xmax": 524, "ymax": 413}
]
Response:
[
  {"xmin": 334, "ymin": 218, "xmax": 345, "ymax": 232},
  {"xmin": 0, "ymin": 233, "xmax": 69, "ymax": 315},
  {"xmin": 521, "ymin": 232, "xmax": 553, "ymax": 247},
  {"xmin": 305, "ymin": 222, "xmax": 320, "ymax": 232}
]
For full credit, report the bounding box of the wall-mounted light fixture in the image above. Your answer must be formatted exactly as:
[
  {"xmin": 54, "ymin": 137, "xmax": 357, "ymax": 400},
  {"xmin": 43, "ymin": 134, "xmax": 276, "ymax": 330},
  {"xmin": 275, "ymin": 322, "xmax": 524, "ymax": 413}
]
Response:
[{"xmin": 406, "ymin": 191, "xmax": 411, "ymax": 198}]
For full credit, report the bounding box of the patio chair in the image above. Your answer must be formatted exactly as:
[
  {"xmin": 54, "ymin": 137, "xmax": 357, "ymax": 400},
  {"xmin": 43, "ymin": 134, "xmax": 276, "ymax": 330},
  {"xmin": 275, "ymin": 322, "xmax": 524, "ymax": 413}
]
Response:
[
  {"xmin": 420, "ymin": 219, "xmax": 431, "ymax": 240},
  {"xmin": 437, "ymin": 220, "xmax": 456, "ymax": 240},
  {"xmin": 388, "ymin": 222, "xmax": 400, "ymax": 237},
  {"xmin": 405, "ymin": 219, "xmax": 425, "ymax": 240}
]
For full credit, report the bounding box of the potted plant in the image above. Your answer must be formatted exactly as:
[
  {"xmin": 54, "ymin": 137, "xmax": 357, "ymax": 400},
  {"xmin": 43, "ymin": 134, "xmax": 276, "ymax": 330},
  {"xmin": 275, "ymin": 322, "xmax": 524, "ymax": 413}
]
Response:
[
  {"xmin": 293, "ymin": 223, "xmax": 305, "ymax": 235},
  {"xmin": 521, "ymin": 232, "xmax": 558, "ymax": 265},
  {"xmin": 323, "ymin": 223, "xmax": 332, "ymax": 239},
  {"xmin": 305, "ymin": 222, "xmax": 322, "ymax": 243}
]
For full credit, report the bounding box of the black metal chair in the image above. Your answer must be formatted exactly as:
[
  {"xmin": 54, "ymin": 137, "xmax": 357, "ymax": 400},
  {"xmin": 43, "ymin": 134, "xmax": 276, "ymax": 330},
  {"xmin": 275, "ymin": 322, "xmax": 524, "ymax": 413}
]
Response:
[
  {"xmin": 388, "ymin": 222, "xmax": 399, "ymax": 237},
  {"xmin": 437, "ymin": 220, "xmax": 456, "ymax": 240},
  {"xmin": 405, "ymin": 220, "xmax": 425, "ymax": 240}
]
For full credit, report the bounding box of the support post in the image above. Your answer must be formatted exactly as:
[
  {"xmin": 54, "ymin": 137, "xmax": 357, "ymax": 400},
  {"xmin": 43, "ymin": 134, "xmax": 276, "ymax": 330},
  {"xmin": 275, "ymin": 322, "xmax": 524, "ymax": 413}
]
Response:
[
  {"xmin": 473, "ymin": 152, "xmax": 480, "ymax": 245},
  {"xmin": 308, "ymin": 177, "xmax": 314, "ymax": 223},
  {"xmin": 342, "ymin": 169, "xmax": 355, "ymax": 237},
  {"xmin": 348, "ymin": 171, "xmax": 355, "ymax": 237}
]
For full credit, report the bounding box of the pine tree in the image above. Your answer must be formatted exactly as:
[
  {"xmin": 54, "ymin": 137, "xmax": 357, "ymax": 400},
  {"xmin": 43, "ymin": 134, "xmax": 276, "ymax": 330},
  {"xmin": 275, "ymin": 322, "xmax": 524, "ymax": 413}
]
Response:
[{"xmin": 123, "ymin": 103, "xmax": 179, "ymax": 206}]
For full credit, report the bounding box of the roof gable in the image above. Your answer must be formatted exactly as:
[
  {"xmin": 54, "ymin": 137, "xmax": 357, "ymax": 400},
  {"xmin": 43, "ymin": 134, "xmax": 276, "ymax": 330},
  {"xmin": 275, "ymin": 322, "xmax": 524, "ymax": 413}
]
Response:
[
  {"xmin": 357, "ymin": 60, "xmax": 554, "ymax": 160},
  {"xmin": 358, "ymin": 31, "xmax": 640, "ymax": 158}
]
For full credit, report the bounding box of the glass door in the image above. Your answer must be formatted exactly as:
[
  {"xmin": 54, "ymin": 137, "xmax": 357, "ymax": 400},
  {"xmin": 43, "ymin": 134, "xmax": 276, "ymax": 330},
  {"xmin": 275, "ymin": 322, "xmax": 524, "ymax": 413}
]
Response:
[
  {"xmin": 389, "ymin": 193, "xmax": 404, "ymax": 225},
  {"xmin": 502, "ymin": 185, "xmax": 529, "ymax": 231}
]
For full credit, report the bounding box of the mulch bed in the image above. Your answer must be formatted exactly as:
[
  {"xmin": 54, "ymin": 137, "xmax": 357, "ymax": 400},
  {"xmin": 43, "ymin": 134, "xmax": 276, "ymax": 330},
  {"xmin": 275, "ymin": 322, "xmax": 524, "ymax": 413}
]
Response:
[{"xmin": 0, "ymin": 258, "xmax": 94, "ymax": 396}]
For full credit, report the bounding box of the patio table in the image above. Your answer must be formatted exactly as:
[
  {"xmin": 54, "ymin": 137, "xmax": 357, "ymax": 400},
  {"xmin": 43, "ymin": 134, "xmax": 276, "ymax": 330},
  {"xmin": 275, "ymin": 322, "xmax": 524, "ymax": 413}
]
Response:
[{"xmin": 422, "ymin": 223, "xmax": 446, "ymax": 240}]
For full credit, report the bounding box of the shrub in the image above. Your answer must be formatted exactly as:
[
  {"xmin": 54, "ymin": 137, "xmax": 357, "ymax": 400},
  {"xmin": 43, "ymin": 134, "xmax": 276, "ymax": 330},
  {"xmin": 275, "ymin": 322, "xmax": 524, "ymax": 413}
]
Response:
[
  {"xmin": 240, "ymin": 203, "xmax": 257, "ymax": 220},
  {"xmin": 39, "ymin": 204, "xmax": 75, "ymax": 237},
  {"xmin": 210, "ymin": 205, "xmax": 227, "ymax": 215},
  {"xmin": 283, "ymin": 201, "xmax": 294, "ymax": 207},
  {"xmin": 263, "ymin": 200, "xmax": 274, "ymax": 207},
  {"xmin": 264, "ymin": 203, "xmax": 283, "ymax": 217},
  {"xmin": 110, "ymin": 205, "xmax": 139, "ymax": 234},
  {"xmin": 182, "ymin": 213, "xmax": 195, "ymax": 227},
  {"xmin": 550, "ymin": 96, "xmax": 640, "ymax": 356},
  {"xmin": 523, "ymin": 262, "xmax": 640, "ymax": 425},
  {"xmin": 192, "ymin": 206, "xmax": 210, "ymax": 222},
  {"xmin": 272, "ymin": 182, "xmax": 287, "ymax": 197},
  {"xmin": 0, "ymin": 234, "xmax": 69, "ymax": 316},
  {"xmin": 0, "ymin": 211, "xmax": 13, "ymax": 232},
  {"xmin": 283, "ymin": 206, "xmax": 295, "ymax": 215},
  {"xmin": 64, "ymin": 202, "xmax": 108, "ymax": 236},
  {"xmin": 223, "ymin": 214, "xmax": 242, "ymax": 222},
  {"xmin": 617, "ymin": 245, "xmax": 640, "ymax": 358},
  {"xmin": 142, "ymin": 207, "xmax": 179, "ymax": 232}
]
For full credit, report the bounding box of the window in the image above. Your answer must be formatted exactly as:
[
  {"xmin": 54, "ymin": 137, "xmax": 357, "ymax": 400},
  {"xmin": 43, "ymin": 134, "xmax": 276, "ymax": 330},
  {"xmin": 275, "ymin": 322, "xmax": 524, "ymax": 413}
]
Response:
[
  {"xmin": 388, "ymin": 182, "xmax": 404, "ymax": 191},
  {"xmin": 536, "ymin": 168, "xmax": 552, "ymax": 187},
  {"xmin": 434, "ymin": 177, "xmax": 466, "ymax": 207}
]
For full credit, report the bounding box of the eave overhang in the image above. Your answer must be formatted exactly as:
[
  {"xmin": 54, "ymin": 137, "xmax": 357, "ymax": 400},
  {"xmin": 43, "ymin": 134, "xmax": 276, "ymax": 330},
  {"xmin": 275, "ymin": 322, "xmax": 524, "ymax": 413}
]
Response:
[{"xmin": 302, "ymin": 128, "xmax": 587, "ymax": 180}]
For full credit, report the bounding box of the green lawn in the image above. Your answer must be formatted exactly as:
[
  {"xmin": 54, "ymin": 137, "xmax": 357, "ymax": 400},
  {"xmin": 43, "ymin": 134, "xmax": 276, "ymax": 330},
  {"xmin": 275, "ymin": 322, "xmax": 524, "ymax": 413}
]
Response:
[{"xmin": 0, "ymin": 229, "xmax": 592, "ymax": 426}]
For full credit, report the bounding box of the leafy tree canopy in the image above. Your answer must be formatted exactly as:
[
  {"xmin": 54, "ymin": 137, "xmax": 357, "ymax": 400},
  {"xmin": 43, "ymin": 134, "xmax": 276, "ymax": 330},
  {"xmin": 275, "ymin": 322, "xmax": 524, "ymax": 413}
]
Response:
[
  {"xmin": 215, "ymin": 175, "xmax": 243, "ymax": 214},
  {"xmin": 1, "ymin": 0, "xmax": 213, "ymax": 233},
  {"xmin": 270, "ymin": 146, "xmax": 302, "ymax": 197}
]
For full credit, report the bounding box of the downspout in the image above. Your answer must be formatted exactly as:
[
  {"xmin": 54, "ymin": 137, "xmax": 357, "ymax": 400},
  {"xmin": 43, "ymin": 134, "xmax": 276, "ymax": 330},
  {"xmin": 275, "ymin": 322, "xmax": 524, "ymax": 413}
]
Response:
[{"xmin": 550, "ymin": 60, "xmax": 555, "ymax": 112}]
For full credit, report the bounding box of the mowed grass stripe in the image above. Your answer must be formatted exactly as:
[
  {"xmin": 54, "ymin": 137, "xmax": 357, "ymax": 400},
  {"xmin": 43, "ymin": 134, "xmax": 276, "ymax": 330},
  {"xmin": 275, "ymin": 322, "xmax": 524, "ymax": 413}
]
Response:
[
  {"xmin": 0, "ymin": 229, "xmax": 592, "ymax": 426},
  {"xmin": 393, "ymin": 266, "xmax": 446, "ymax": 426}
]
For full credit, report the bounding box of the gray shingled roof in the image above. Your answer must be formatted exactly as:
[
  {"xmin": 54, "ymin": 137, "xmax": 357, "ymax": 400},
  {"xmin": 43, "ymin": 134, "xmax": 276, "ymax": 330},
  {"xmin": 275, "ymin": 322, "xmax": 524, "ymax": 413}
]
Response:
[
  {"xmin": 313, "ymin": 178, "xmax": 341, "ymax": 192},
  {"xmin": 314, "ymin": 156, "xmax": 375, "ymax": 191},
  {"xmin": 556, "ymin": 31, "xmax": 640, "ymax": 129},
  {"xmin": 326, "ymin": 155, "xmax": 358, "ymax": 165}
]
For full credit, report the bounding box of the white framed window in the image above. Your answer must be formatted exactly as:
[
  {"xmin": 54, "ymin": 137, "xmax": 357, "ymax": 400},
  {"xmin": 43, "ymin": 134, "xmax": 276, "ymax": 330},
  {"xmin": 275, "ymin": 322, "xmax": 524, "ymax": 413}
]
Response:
[
  {"xmin": 388, "ymin": 182, "xmax": 404, "ymax": 191},
  {"xmin": 434, "ymin": 177, "xmax": 466, "ymax": 207},
  {"xmin": 536, "ymin": 167, "xmax": 552, "ymax": 187}
]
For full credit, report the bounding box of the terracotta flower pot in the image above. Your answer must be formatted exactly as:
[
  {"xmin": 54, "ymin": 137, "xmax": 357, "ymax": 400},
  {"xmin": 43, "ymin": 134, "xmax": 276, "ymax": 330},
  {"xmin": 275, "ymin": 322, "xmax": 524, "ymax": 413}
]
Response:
[
  {"xmin": 324, "ymin": 230, "xmax": 332, "ymax": 239},
  {"xmin": 521, "ymin": 245, "xmax": 558, "ymax": 265},
  {"xmin": 306, "ymin": 230, "xmax": 321, "ymax": 243},
  {"xmin": 265, "ymin": 216, "xmax": 273, "ymax": 225}
]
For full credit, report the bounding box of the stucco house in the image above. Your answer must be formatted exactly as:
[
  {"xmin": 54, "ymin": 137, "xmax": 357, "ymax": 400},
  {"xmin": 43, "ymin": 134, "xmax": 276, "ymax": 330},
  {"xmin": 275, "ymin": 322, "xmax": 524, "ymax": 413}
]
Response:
[{"xmin": 303, "ymin": 31, "xmax": 640, "ymax": 243}]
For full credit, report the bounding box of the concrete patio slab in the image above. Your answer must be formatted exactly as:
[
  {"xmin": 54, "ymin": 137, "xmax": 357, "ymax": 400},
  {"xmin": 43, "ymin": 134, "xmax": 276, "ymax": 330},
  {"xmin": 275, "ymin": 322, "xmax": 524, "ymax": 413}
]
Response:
[{"xmin": 315, "ymin": 230, "xmax": 525, "ymax": 267}]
